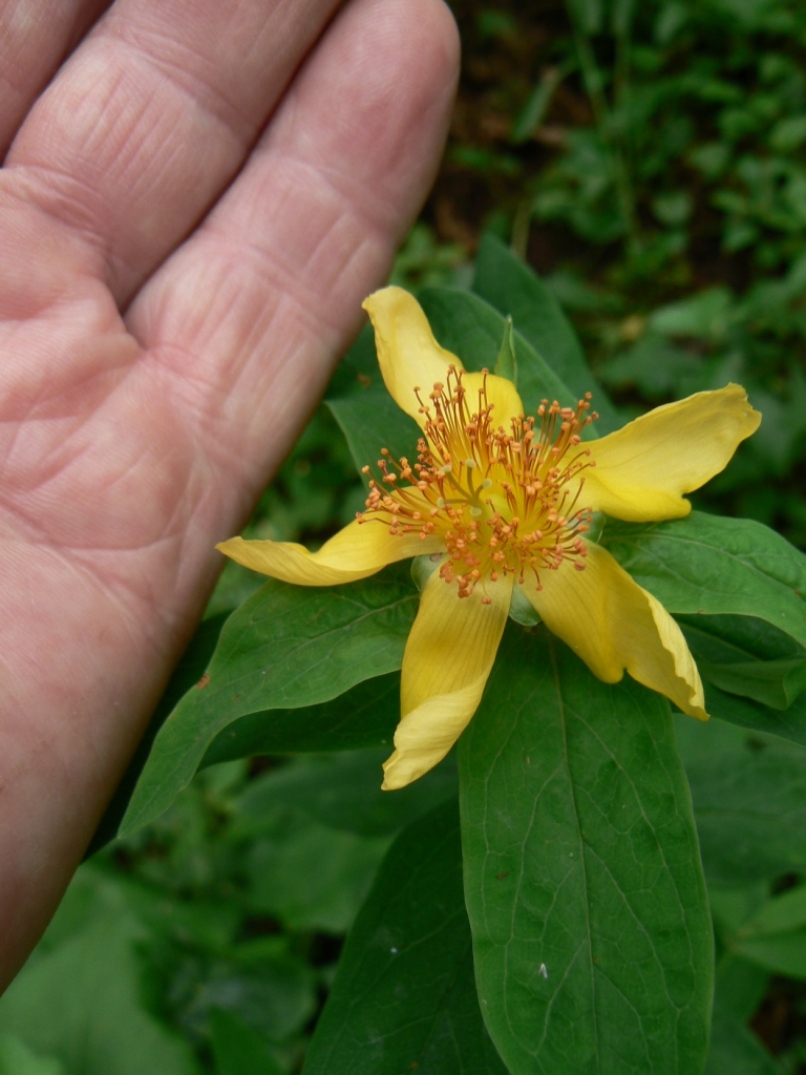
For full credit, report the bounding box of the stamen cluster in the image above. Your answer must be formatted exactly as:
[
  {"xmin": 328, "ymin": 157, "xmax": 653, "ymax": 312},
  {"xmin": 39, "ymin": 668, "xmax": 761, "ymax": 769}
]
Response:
[{"xmin": 358, "ymin": 367, "xmax": 597, "ymax": 601}]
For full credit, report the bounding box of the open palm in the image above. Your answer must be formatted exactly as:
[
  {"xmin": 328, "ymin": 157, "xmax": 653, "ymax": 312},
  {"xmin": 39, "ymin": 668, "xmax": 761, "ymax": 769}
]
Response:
[{"xmin": 0, "ymin": 0, "xmax": 457, "ymax": 988}]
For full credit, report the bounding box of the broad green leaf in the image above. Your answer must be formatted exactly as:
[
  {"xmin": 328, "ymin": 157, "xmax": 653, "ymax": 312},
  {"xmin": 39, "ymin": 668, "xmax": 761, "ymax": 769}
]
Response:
[
  {"xmin": 43, "ymin": 860, "xmax": 241, "ymax": 960},
  {"xmin": 731, "ymin": 933, "xmax": 806, "ymax": 981},
  {"xmin": 326, "ymin": 392, "xmax": 419, "ymax": 486},
  {"xmin": 682, "ymin": 611, "xmax": 802, "ymax": 662},
  {"xmin": 696, "ymin": 656, "xmax": 806, "ymax": 710},
  {"xmin": 707, "ymin": 891, "xmax": 779, "ymax": 1075},
  {"xmin": 472, "ymin": 234, "xmax": 620, "ymax": 431},
  {"xmin": 303, "ymin": 799, "xmax": 508, "ymax": 1075},
  {"xmin": 740, "ymin": 882, "xmax": 806, "ymax": 936},
  {"xmin": 121, "ymin": 569, "xmax": 417, "ymax": 835},
  {"xmin": 648, "ymin": 288, "xmax": 733, "ymax": 341},
  {"xmin": 681, "ymin": 615, "xmax": 806, "ymax": 710},
  {"xmin": 418, "ymin": 287, "xmax": 580, "ymax": 417},
  {"xmin": 175, "ymin": 938, "xmax": 317, "ymax": 1046},
  {"xmin": 705, "ymin": 1004, "xmax": 782, "ymax": 1075},
  {"xmin": 601, "ymin": 513, "xmax": 806, "ymax": 649},
  {"xmin": 725, "ymin": 884, "xmax": 806, "ymax": 981},
  {"xmin": 0, "ymin": 897, "xmax": 199, "ymax": 1075},
  {"xmin": 89, "ymin": 612, "xmax": 227, "ymax": 851},
  {"xmin": 685, "ymin": 743, "xmax": 806, "ymax": 885},
  {"xmin": 714, "ymin": 952, "xmax": 769, "ymax": 1023},
  {"xmin": 0, "ymin": 1036, "xmax": 65, "ymax": 1075},
  {"xmin": 241, "ymin": 806, "xmax": 391, "ymax": 934},
  {"xmin": 24, "ymin": 861, "xmax": 314, "ymax": 1057},
  {"xmin": 209, "ymin": 1010, "xmax": 285, "ymax": 1075},
  {"xmin": 708, "ymin": 882, "xmax": 770, "ymax": 938},
  {"xmin": 200, "ymin": 673, "xmax": 400, "ymax": 766},
  {"xmin": 460, "ymin": 625, "xmax": 712, "ymax": 1075},
  {"xmin": 704, "ymin": 681, "xmax": 806, "ymax": 750},
  {"xmin": 233, "ymin": 749, "xmax": 457, "ymax": 838}
]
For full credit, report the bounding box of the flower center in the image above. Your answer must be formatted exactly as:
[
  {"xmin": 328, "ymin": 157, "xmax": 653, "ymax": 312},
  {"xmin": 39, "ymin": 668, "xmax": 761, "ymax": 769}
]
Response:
[{"xmin": 358, "ymin": 367, "xmax": 597, "ymax": 601}]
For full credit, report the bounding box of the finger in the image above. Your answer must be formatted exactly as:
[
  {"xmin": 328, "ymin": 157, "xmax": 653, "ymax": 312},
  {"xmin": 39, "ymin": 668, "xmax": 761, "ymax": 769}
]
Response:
[
  {"xmin": 0, "ymin": 0, "xmax": 110, "ymax": 157},
  {"xmin": 5, "ymin": 0, "xmax": 342, "ymax": 302},
  {"xmin": 128, "ymin": 0, "xmax": 460, "ymax": 500}
]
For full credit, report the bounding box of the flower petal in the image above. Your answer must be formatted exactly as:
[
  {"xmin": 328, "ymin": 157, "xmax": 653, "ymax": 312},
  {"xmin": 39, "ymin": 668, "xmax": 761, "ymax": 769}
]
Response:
[
  {"xmin": 527, "ymin": 542, "xmax": 708, "ymax": 719},
  {"xmin": 574, "ymin": 384, "xmax": 761, "ymax": 521},
  {"xmin": 217, "ymin": 515, "xmax": 444, "ymax": 587},
  {"xmin": 382, "ymin": 571, "xmax": 514, "ymax": 789},
  {"xmin": 362, "ymin": 287, "xmax": 463, "ymax": 428},
  {"xmin": 462, "ymin": 370, "xmax": 524, "ymax": 429}
]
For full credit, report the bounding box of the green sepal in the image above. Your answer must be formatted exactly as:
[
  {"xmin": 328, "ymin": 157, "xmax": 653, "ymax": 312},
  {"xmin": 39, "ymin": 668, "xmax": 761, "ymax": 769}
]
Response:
[
  {"xmin": 507, "ymin": 584, "xmax": 541, "ymax": 627},
  {"xmin": 410, "ymin": 551, "xmax": 443, "ymax": 593},
  {"xmin": 493, "ymin": 315, "xmax": 517, "ymax": 384}
]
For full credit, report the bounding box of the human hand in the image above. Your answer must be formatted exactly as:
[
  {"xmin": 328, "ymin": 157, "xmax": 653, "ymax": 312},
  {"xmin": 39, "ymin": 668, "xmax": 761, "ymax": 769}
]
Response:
[{"xmin": 0, "ymin": 0, "xmax": 458, "ymax": 989}]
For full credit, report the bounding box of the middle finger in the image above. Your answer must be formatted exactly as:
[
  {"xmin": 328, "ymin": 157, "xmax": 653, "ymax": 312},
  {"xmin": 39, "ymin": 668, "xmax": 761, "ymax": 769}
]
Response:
[{"xmin": 5, "ymin": 0, "xmax": 342, "ymax": 304}]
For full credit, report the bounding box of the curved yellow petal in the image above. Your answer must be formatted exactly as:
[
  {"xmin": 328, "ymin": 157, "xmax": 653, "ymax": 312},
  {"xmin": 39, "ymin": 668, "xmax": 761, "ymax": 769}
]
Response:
[
  {"xmin": 462, "ymin": 370, "xmax": 524, "ymax": 428},
  {"xmin": 217, "ymin": 515, "xmax": 444, "ymax": 587},
  {"xmin": 362, "ymin": 287, "xmax": 463, "ymax": 428},
  {"xmin": 382, "ymin": 570, "xmax": 514, "ymax": 789},
  {"xmin": 573, "ymin": 384, "xmax": 761, "ymax": 521},
  {"xmin": 527, "ymin": 542, "xmax": 708, "ymax": 719}
]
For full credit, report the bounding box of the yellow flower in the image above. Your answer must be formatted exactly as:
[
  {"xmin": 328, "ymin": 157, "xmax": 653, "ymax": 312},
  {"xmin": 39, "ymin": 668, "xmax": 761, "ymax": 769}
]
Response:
[{"xmin": 218, "ymin": 288, "xmax": 761, "ymax": 790}]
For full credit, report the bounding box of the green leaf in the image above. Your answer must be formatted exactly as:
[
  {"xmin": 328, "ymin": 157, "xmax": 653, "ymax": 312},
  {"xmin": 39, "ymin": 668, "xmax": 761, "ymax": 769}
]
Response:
[
  {"xmin": 200, "ymin": 673, "xmax": 401, "ymax": 767},
  {"xmin": 705, "ymin": 1004, "xmax": 782, "ymax": 1075},
  {"xmin": 703, "ymin": 681, "xmax": 806, "ymax": 751},
  {"xmin": 418, "ymin": 287, "xmax": 581, "ymax": 418},
  {"xmin": 88, "ymin": 613, "xmax": 228, "ymax": 851},
  {"xmin": 233, "ymin": 749, "xmax": 457, "ymax": 838},
  {"xmin": 0, "ymin": 893, "xmax": 199, "ymax": 1075},
  {"xmin": 681, "ymin": 615, "xmax": 806, "ymax": 710},
  {"xmin": 327, "ymin": 392, "xmax": 420, "ymax": 485},
  {"xmin": 0, "ymin": 1035, "xmax": 65, "ymax": 1075},
  {"xmin": 242, "ymin": 808, "xmax": 390, "ymax": 934},
  {"xmin": 303, "ymin": 799, "xmax": 508, "ymax": 1075},
  {"xmin": 121, "ymin": 569, "xmax": 417, "ymax": 835},
  {"xmin": 732, "ymin": 932, "xmax": 806, "ymax": 981},
  {"xmin": 695, "ymin": 655, "xmax": 806, "ymax": 710},
  {"xmin": 472, "ymin": 235, "xmax": 620, "ymax": 431},
  {"xmin": 171, "ymin": 935, "xmax": 317, "ymax": 1048},
  {"xmin": 648, "ymin": 287, "xmax": 734, "ymax": 340},
  {"xmin": 209, "ymin": 1010, "xmax": 285, "ymax": 1075},
  {"xmin": 714, "ymin": 952, "xmax": 769, "ymax": 1023},
  {"xmin": 740, "ymin": 881, "xmax": 806, "ymax": 936},
  {"xmin": 460, "ymin": 625, "xmax": 712, "ymax": 1075},
  {"xmin": 511, "ymin": 63, "xmax": 574, "ymax": 144},
  {"xmin": 685, "ymin": 742, "xmax": 806, "ymax": 885},
  {"xmin": 769, "ymin": 115, "xmax": 806, "ymax": 153},
  {"xmin": 724, "ymin": 884, "xmax": 806, "ymax": 980},
  {"xmin": 600, "ymin": 513, "xmax": 806, "ymax": 649}
]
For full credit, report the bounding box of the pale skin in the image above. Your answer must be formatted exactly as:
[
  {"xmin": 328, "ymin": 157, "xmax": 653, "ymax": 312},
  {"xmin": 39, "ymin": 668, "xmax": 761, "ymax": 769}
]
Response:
[{"xmin": 0, "ymin": 0, "xmax": 459, "ymax": 990}]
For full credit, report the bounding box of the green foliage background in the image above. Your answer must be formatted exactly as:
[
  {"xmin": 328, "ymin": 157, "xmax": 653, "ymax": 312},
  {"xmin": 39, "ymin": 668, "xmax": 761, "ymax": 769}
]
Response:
[{"xmin": 3, "ymin": 2, "xmax": 806, "ymax": 1073}]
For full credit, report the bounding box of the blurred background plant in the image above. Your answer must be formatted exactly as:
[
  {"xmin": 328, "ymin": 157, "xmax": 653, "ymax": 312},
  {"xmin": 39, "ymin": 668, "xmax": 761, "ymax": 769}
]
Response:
[
  {"xmin": 2, "ymin": 1, "xmax": 805, "ymax": 1072},
  {"xmin": 433, "ymin": 0, "xmax": 806, "ymax": 548}
]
